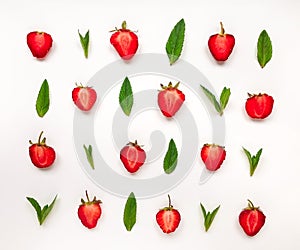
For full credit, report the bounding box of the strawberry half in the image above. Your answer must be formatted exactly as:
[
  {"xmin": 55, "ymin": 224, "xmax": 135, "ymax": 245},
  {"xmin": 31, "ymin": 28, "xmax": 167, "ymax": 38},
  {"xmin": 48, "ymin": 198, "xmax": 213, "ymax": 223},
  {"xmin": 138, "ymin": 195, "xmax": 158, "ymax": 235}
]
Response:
[
  {"xmin": 29, "ymin": 131, "xmax": 56, "ymax": 168},
  {"xmin": 239, "ymin": 200, "xmax": 266, "ymax": 237},
  {"xmin": 78, "ymin": 191, "xmax": 102, "ymax": 229},
  {"xmin": 158, "ymin": 82, "xmax": 185, "ymax": 118},
  {"xmin": 208, "ymin": 22, "xmax": 235, "ymax": 61},
  {"xmin": 72, "ymin": 83, "xmax": 97, "ymax": 111},
  {"xmin": 245, "ymin": 93, "xmax": 274, "ymax": 119},
  {"xmin": 156, "ymin": 195, "xmax": 181, "ymax": 234},
  {"xmin": 120, "ymin": 140, "xmax": 146, "ymax": 173},
  {"xmin": 201, "ymin": 144, "xmax": 226, "ymax": 171},
  {"xmin": 27, "ymin": 31, "xmax": 53, "ymax": 59},
  {"xmin": 110, "ymin": 21, "xmax": 138, "ymax": 60}
]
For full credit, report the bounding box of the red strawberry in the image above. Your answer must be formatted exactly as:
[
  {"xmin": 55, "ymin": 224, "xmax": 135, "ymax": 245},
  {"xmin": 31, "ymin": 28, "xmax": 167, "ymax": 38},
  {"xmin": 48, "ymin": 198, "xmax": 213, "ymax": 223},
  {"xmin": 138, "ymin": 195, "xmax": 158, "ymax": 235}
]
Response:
[
  {"xmin": 120, "ymin": 140, "xmax": 146, "ymax": 173},
  {"xmin": 239, "ymin": 200, "xmax": 266, "ymax": 237},
  {"xmin": 72, "ymin": 84, "xmax": 97, "ymax": 111},
  {"xmin": 208, "ymin": 22, "xmax": 235, "ymax": 61},
  {"xmin": 110, "ymin": 21, "xmax": 138, "ymax": 60},
  {"xmin": 245, "ymin": 93, "xmax": 274, "ymax": 119},
  {"xmin": 29, "ymin": 131, "xmax": 56, "ymax": 168},
  {"xmin": 156, "ymin": 195, "xmax": 181, "ymax": 234},
  {"xmin": 158, "ymin": 82, "xmax": 185, "ymax": 118},
  {"xmin": 27, "ymin": 31, "xmax": 53, "ymax": 59},
  {"xmin": 201, "ymin": 144, "xmax": 226, "ymax": 171},
  {"xmin": 78, "ymin": 191, "xmax": 102, "ymax": 229}
]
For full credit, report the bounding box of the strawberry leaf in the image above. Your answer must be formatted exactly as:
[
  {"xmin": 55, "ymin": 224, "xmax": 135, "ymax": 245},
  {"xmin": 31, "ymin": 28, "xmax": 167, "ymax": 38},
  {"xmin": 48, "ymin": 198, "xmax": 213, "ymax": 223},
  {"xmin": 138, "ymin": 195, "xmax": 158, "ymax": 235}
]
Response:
[
  {"xmin": 200, "ymin": 85, "xmax": 222, "ymax": 114},
  {"xmin": 123, "ymin": 192, "xmax": 137, "ymax": 231},
  {"xmin": 257, "ymin": 30, "xmax": 272, "ymax": 68},
  {"xmin": 243, "ymin": 147, "xmax": 263, "ymax": 176},
  {"xmin": 83, "ymin": 144, "xmax": 94, "ymax": 169},
  {"xmin": 166, "ymin": 18, "xmax": 185, "ymax": 65},
  {"xmin": 163, "ymin": 139, "xmax": 178, "ymax": 174},
  {"xmin": 36, "ymin": 79, "xmax": 50, "ymax": 118},
  {"xmin": 220, "ymin": 87, "xmax": 231, "ymax": 111},
  {"xmin": 200, "ymin": 203, "xmax": 220, "ymax": 232},
  {"xmin": 78, "ymin": 30, "xmax": 90, "ymax": 58},
  {"xmin": 119, "ymin": 77, "xmax": 133, "ymax": 116}
]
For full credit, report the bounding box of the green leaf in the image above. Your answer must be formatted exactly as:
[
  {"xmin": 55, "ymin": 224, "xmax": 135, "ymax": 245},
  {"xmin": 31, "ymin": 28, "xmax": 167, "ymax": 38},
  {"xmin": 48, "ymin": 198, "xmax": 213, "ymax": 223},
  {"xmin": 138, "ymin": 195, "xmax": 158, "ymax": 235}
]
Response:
[
  {"xmin": 200, "ymin": 203, "xmax": 207, "ymax": 218},
  {"xmin": 119, "ymin": 77, "xmax": 134, "ymax": 116},
  {"xmin": 220, "ymin": 87, "xmax": 231, "ymax": 111},
  {"xmin": 163, "ymin": 139, "xmax": 178, "ymax": 174},
  {"xmin": 257, "ymin": 30, "xmax": 272, "ymax": 68},
  {"xmin": 78, "ymin": 30, "xmax": 90, "ymax": 58},
  {"xmin": 83, "ymin": 144, "xmax": 94, "ymax": 169},
  {"xmin": 36, "ymin": 79, "xmax": 50, "ymax": 117},
  {"xmin": 200, "ymin": 203, "xmax": 220, "ymax": 232},
  {"xmin": 200, "ymin": 85, "xmax": 222, "ymax": 114},
  {"xmin": 27, "ymin": 195, "xmax": 57, "ymax": 225},
  {"xmin": 166, "ymin": 18, "xmax": 185, "ymax": 65},
  {"xmin": 123, "ymin": 192, "xmax": 137, "ymax": 231},
  {"xmin": 243, "ymin": 147, "xmax": 263, "ymax": 176}
]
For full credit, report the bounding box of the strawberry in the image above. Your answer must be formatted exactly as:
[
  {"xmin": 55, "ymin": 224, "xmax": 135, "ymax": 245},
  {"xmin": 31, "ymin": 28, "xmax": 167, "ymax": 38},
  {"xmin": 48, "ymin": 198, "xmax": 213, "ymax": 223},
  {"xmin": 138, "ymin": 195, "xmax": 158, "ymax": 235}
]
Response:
[
  {"xmin": 158, "ymin": 82, "xmax": 185, "ymax": 118},
  {"xmin": 239, "ymin": 200, "xmax": 266, "ymax": 237},
  {"xmin": 245, "ymin": 93, "xmax": 274, "ymax": 119},
  {"xmin": 72, "ymin": 83, "xmax": 97, "ymax": 111},
  {"xmin": 156, "ymin": 195, "xmax": 181, "ymax": 234},
  {"xmin": 29, "ymin": 131, "xmax": 56, "ymax": 168},
  {"xmin": 208, "ymin": 22, "xmax": 235, "ymax": 61},
  {"xmin": 110, "ymin": 21, "xmax": 138, "ymax": 60},
  {"xmin": 78, "ymin": 191, "xmax": 102, "ymax": 229},
  {"xmin": 201, "ymin": 144, "xmax": 226, "ymax": 171},
  {"xmin": 120, "ymin": 140, "xmax": 146, "ymax": 173},
  {"xmin": 27, "ymin": 31, "xmax": 53, "ymax": 59}
]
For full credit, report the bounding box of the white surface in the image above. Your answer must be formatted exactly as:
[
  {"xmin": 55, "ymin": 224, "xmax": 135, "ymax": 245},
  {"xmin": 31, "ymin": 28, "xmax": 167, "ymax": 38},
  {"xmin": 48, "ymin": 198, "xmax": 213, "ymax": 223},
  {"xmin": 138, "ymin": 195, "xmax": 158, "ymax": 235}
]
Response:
[{"xmin": 1, "ymin": 0, "xmax": 300, "ymax": 249}]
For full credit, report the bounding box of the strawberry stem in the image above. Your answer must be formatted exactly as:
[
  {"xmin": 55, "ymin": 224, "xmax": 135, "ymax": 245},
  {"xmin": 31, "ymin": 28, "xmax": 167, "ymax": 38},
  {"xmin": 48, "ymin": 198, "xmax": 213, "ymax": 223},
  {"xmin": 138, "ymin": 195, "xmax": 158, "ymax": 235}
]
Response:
[
  {"xmin": 220, "ymin": 22, "xmax": 225, "ymax": 36},
  {"xmin": 85, "ymin": 190, "xmax": 90, "ymax": 203},
  {"xmin": 38, "ymin": 131, "xmax": 44, "ymax": 144},
  {"xmin": 167, "ymin": 194, "xmax": 172, "ymax": 208},
  {"xmin": 247, "ymin": 199, "xmax": 255, "ymax": 209},
  {"xmin": 121, "ymin": 21, "xmax": 127, "ymax": 29}
]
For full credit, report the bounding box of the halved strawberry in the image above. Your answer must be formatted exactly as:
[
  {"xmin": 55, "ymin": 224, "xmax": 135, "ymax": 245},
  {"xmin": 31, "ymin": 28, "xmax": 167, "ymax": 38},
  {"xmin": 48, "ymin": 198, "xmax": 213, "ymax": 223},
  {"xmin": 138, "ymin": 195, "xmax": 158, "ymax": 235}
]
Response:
[
  {"xmin": 156, "ymin": 195, "xmax": 181, "ymax": 234},
  {"xmin": 72, "ymin": 83, "xmax": 97, "ymax": 111},
  {"xmin": 27, "ymin": 31, "xmax": 53, "ymax": 59},
  {"xmin": 245, "ymin": 93, "xmax": 274, "ymax": 119},
  {"xmin": 78, "ymin": 191, "xmax": 102, "ymax": 229},
  {"xmin": 201, "ymin": 144, "xmax": 226, "ymax": 171},
  {"xmin": 110, "ymin": 21, "xmax": 138, "ymax": 60},
  {"xmin": 158, "ymin": 82, "xmax": 185, "ymax": 118},
  {"xmin": 120, "ymin": 140, "xmax": 146, "ymax": 173}
]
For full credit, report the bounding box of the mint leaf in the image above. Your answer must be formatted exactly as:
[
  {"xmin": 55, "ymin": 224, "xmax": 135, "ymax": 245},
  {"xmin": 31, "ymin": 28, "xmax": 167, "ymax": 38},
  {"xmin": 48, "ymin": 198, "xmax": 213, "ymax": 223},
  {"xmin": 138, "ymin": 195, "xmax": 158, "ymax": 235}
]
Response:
[
  {"xmin": 83, "ymin": 144, "xmax": 94, "ymax": 169},
  {"xmin": 27, "ymin": 195, "xmax": 57, "ymax": 225},
  {"xmin": 163, "ymin": 139, "xmax": 178, "ymax": 174},
  {"xmin": 119, "ymin": 77, "xmax": 133, "ymax": 116},
  {"xmin": 36, "ymin": 79, "xmax": 50, "ymax": 117},
  {"xmin": 200, "ymin": 85, "xmax": 222, "ymax": 114},
  {"xmin": 257, "ymin": 30, "xmax": 272, "ymax": 68},
  {"xmin": 200, "ymin": 203, "xmax": 220, "ymax": 232},
  {"xmin": 243, "ymin": 147, "xmax": 263, "ymax": 176},
  {"xmin": 123, "ymin": 192, "xmax": 137, "ymax": 231},
  {"xmin": 78, "ymin": 30, "xmax": 90, "ymax": 58},
  {"xmin": 166, "ymin": 18, "xmax": 185, "ymax": 65},
  {"xmin": 220, "ymin": 87, "xmax": 231, "ymax": 111}
]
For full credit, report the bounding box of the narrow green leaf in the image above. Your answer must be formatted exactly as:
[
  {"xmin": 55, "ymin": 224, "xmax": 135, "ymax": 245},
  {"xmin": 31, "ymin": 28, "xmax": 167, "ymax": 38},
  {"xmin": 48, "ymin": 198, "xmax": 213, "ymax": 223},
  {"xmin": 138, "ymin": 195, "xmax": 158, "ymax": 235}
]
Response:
[
  {"xmin": 40, "ymin": 195, "xmax": 57, "ymax": 225},
  {"xmin": 220, "ymin": 87, "xmax": 231, "ymax": 111},
  {"xmin": 243, "ymin": 147, "xmax": 263, "ymax": 176},
  {"xmin": 257, "ymin": 30, "xmax": 272, "ymax": 68},
  {"xmin": 163, "ymin": 139, "xmax": 178, "ymax": 174},
  {"xmin": 78, "ymin": 30, "xmax": 90, "ymax": 58},
  {"xmin": 123, "ymin": 192, "xmax": 137, "ymax": 231},
  {"xmin": 166, "ymin": 18, "xmax": 185, "ymax": 65},
  {"xmin": 201, "ymin": 203, "xmax": 220, "ymax": 232},
  {"xmin": 208, "ymin": 205, "xmax": 220, "ymax": 228},
  {"xmin": 242, "ymin": 147, "xmax": 252, "ymax": 164},
  {"xmin": 119, "ymin": 77, "xmax": 133, "ymax": 116},
  {"xmin": 36, "ymin": 79, "xmax": 50, "ymax": 117},
  {"xmin": 200, "ymin": 203, "xmax": 207, "ymax": 218},
  {"xmin": 83, "ymin": 144, "xmax": 95, "ymax": 169},
  {"xmin": 27, "ymin": 197, "xmax": 42, "ymax": 223},
  {"xmin": 200, "ymin": 85, "xmax": 222, "ymax": 114}
]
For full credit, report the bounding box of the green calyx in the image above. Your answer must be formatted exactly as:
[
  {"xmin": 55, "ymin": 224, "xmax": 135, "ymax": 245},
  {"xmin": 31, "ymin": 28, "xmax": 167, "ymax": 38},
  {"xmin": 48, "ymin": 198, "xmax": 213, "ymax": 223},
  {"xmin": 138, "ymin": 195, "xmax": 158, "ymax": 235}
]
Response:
[
  {"xmin": 160, "ymin": 82, "xmax": 180, "ymax": 90},
  {"xmin": 161, "ymin": 194, "xmax": 174, "ymax": 211},
  {"xmin": 81, "ymin": 190, "xmax": 101, "ymax": 205},
  {"xmin": 29, "ymin": 131, "xmax": 47, "ymax": 146},
  {"xmin": 246, "ymin": 199, "xmax": 259, "ymax": 210}
]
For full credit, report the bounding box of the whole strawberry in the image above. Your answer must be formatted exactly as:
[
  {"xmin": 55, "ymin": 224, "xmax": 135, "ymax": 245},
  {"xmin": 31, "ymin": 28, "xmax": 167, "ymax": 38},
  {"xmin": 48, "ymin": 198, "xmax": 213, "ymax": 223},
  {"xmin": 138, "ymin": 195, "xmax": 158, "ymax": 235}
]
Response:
[
  {"xmin": 158, "ymin": 82, "xmax": 185, "ymax": 118},
  {"xmin": 120, "ymin": 140, "xmax": 146, "ymax": 173},
  {"xmin": 201, "ymin": 144, "xmax": 226, "ymax": 171},
  {"xmin": 245, "ymin": 93, "xmax": 274, "ymax": 119},
  {"xmin": 27, "ymin": 31, "xmax": 53, "ymax": 59},
  {"xmin": 156, "ymin": 195, "xmax": 181, "ymax": 234},
  {"xmin": 239, "ymin": 200, "xmax": 266, "ymax": 237},
  {"xmin": 78, "ymin": 191, "xmax": 102, "ymax": 229},
  {"xmin": 72, "ymin": 83, "xmax": 97, "ymax": 111},
  {"xmin": 208, "ymin": 22, "xmax": 235, "ymax": 61},
  {"xmin": 110, "ymin": 21, "xmax": 138, "ymax": 60},
  {"xmin": 29, "ymin": 131, "xmax": 56, "ymax": 168}
]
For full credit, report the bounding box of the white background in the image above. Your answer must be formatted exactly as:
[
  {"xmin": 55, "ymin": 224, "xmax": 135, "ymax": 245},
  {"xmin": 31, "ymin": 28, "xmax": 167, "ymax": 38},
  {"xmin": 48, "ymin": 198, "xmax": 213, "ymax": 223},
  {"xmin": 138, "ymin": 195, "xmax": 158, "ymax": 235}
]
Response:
[{"xmin": 1, "ymin": 0, "xmax": 299, "ymax": 249}]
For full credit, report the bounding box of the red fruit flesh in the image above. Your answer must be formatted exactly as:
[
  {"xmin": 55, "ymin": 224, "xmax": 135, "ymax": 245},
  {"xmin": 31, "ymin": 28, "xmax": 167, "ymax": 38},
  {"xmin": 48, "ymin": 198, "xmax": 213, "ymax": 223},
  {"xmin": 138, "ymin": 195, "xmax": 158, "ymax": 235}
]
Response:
[
  {"xmin": 72, "ymin": 85, "xmax": 97, "ymax": 111},
  {"xmin": 201, "ymin": 144, "xmax": 226, "ymax": 171},
  {"xmin": 245, "ymin": 93, "xmax": 274, "ymax": 119},
  {"xmin": 27, "ymin": 31, "xmax": 53, "ymax": 59}
]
